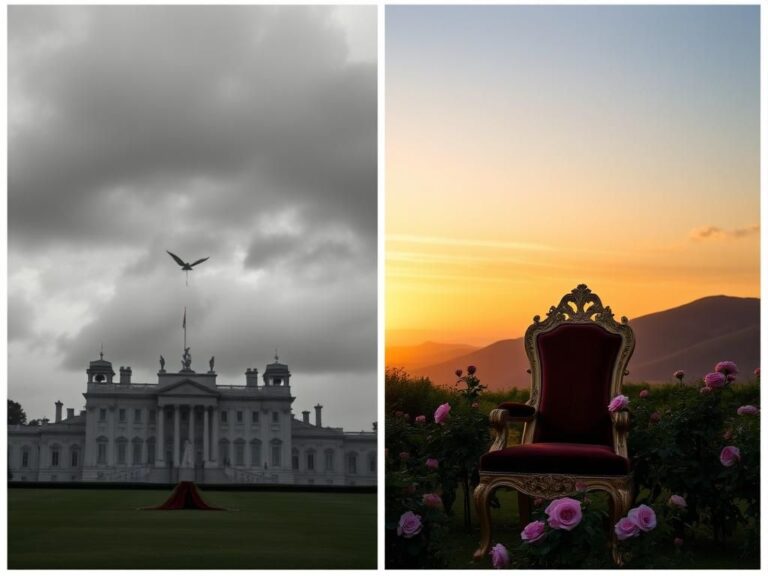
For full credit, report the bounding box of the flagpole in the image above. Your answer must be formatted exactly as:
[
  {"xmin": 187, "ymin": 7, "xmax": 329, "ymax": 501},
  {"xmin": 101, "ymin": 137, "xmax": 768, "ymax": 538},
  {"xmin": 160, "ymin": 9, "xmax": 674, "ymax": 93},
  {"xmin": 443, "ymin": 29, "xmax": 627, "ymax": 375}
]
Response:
[{"xmin": 183, "ymin": 307, "xmax": 187, "ymax": 350}]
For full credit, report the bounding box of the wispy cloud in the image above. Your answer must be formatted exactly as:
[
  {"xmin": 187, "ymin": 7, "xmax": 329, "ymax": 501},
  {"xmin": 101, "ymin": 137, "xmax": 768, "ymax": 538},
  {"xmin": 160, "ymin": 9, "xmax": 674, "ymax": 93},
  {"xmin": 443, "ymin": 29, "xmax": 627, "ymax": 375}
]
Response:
[
  {"xmin": 689, "ymin": 225, "xmax": 759, "ymax": 241},
  {"xmin": 386, "ymin": 234, "xmax": 555, "ymax": 252}
]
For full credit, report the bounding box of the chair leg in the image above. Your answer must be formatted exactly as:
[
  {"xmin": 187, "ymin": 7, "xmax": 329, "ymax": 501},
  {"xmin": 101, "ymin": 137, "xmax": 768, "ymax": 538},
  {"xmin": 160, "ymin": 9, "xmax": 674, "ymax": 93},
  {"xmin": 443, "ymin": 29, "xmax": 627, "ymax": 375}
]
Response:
[
  {"xmin": 517, "ymin": 492, "xmax": 532, "ymax": 527},
  {"xmin": 608, "ymin": 485, "xmax": 632, "ymax": 565},
  {"xmin": 473, "ymin": 479, "xmax": 493, "ymax": 561}
]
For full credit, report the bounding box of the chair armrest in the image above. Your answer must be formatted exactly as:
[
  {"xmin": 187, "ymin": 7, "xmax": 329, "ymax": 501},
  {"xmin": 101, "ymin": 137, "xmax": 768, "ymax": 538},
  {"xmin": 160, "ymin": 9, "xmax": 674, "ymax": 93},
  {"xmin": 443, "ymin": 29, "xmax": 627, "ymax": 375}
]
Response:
[
  {"xmin": 610, "ymin": 410, "xmax": 630, "ymax": 458},
  {"xmin": 497, "ymin": 402, "xmax": 537, "ymax": 422},
  {"xmin": 488, "ymin": 404, "xmax": 537, "ymax": 452}
]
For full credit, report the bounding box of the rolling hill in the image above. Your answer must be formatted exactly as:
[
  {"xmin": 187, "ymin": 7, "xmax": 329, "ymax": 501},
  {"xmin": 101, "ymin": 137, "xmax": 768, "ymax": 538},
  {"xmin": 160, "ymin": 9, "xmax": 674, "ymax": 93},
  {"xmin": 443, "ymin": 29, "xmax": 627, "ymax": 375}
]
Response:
[{"xmin": 389, "ymin": 296, "xmax": 760, "ymax": 391}]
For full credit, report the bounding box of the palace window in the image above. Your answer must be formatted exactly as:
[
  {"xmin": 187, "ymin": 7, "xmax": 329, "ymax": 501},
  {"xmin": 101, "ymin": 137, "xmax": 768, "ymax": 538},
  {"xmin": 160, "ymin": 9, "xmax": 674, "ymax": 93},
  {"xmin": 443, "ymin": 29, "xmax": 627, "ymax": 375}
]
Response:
[
  {"xmin": 272, "ymin": 411, "xmax": 279, "ymax": 424},
  {"xmin": 70, "ymin": 446, "xmax": 80, "ymax": 468},
  {"xmin": 369, "ymin": 452, "xmax": 376, "ymax": 473},
  {"xmin": 271, "ymin": 440, "xmax": 282, "ymax": 467},
  {"xmin": 147, "ymin": 438, "xmax": 156, "ymax": 465},
  {"xmin": 250, "ymin": 439, "xmax": 261, "ymax": 467},
  {"xmin": 97, "ymin": 438, "xmax": 108, "ymax": 464},
  {"xmin": 99, "ymin": 409, "xmax": 107, "ymax": 422},
  {"xmin": 234, "ymin": 439, "xmax": 245, "ymax": 466},
  {"xmin": 220, "ymin": 411, "xmax": 228, "ymax": 424},
  {"xmin": 149, "ymin": 409, "xmax": 156, "ymax": 423},
  {"xmin": 116, "ymin": 438, "xmax": 128, "ymax": 464},
  {"xmin": 21, "ymin": 448, "xmax": 30, "ymax": 468},
  {"xmin": 51, "ymin": 445, "xmax": 60, "ymax": 467},
  {"xmin": 291, "ymin": 448, "xmax": 299, "ymax": 471},
  {"xmin": 119, "ymin": 409, "xmax": 126, "ymax": 423},
  {"xmin": 219, "ymin": 439, "xmax": 231, "ymax": 466},
  {"xmin": 307, "ymin": 451, "xmax": 315, "ymax": 472},
  {"xmin": 236, "ymin": 411, "xmax": 243, "ymax": 424},
  {"xmin": 251, "ymin": 411, "xmax": 259, "ymax": 424},
  {"xmin": 347, "ymin": 453, "xmax": 357, "ymax": 475},
  {"xmin": 134, "ymin": 409, "xmax": 142, "ymax": 423},
  {"xmin": 132, "ymin": 438, "xmax": 143, "ymax": 465},
  {"xmin": 325, "ymin": 449, "xmax": 334, "ymax": 472}
]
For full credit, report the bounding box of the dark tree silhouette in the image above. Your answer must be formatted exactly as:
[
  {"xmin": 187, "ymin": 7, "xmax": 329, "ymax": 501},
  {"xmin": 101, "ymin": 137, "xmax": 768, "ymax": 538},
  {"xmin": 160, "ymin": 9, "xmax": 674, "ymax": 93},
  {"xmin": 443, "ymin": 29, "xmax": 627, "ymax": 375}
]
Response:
[{"xmin": 8, "ymin": 399, "xmax": 26, "ymax": 425}]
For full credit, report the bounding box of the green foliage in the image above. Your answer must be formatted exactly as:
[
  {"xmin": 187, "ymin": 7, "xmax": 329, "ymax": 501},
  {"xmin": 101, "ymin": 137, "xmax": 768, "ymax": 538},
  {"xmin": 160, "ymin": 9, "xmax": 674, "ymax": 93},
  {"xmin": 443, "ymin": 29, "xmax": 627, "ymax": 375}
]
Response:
[
  {"xmin": 515, "ymin": 494, "xmax": 612, "ymax": 569},
  {"xmin": 627, "ymin": 381, "xmax": 760, "ymax": 547},
  {"xmin": 8, "ymin": 399, "xmax": 27, "ymax": 425},
  {"xmin": 385, "ymin": 366, "xmax": 492, "ymax": 568}
]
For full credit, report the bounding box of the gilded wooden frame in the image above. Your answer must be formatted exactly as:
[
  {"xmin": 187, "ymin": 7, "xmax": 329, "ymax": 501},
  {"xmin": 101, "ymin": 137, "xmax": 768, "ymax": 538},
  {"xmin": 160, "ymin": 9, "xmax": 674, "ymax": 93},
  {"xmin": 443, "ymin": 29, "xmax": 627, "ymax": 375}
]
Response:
[{"xmin": 473, "ymin": 284, "xmax": 636, "ymax": 565}]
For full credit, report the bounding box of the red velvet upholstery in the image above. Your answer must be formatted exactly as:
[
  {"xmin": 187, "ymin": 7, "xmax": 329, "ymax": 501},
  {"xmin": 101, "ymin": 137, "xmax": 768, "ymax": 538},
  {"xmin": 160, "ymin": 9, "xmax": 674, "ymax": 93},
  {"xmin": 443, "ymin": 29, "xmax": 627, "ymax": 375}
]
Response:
[
  {"xmin": 497, "ymin": 402, "xmax": 536, "ymax": 419},
  {"xmin": 534, "ymin": 323, "xmax": 622, "ymax": 447},
  {"xmin": 480, "ymin": 443, "xmax": 629, "ymax": 476}
]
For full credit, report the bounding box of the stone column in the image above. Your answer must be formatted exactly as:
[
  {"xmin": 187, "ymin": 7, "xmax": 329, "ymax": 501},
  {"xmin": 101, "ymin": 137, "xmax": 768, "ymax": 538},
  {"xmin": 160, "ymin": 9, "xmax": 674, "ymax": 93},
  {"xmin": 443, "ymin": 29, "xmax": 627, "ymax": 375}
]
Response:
[
  {"xmin": 173, "ymin": 404, "xmax": 180, "ymax": 466},
  {"xmin": 211, "ymin": 407, "xmax": 219, "ymax": 464},
  {"xmin": 156, "ymin": 407, "xmax": 165, "ymax": 465},
  {"xmin": 188, "ymin": 405, "xmax": 195, "ymax": 460},
  {"xmin": 203, "ymin": 407, "xmax": 210, "ymax": 462}
]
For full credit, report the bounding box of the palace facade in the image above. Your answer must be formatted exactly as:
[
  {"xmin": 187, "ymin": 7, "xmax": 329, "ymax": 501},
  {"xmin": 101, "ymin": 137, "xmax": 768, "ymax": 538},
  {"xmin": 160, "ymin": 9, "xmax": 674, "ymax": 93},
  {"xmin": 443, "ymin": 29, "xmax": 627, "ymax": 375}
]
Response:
[{"xmin": 8, "ymin": 353, "xmax": 377, "ymax": 486}]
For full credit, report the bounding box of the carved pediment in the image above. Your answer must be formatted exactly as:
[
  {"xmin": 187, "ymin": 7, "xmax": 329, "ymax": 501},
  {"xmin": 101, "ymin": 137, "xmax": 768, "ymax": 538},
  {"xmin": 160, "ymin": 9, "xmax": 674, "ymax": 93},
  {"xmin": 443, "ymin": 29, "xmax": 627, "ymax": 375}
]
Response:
[{"xmin": 157, "ymin": 379, "xmax": 219, "ymax": 397}]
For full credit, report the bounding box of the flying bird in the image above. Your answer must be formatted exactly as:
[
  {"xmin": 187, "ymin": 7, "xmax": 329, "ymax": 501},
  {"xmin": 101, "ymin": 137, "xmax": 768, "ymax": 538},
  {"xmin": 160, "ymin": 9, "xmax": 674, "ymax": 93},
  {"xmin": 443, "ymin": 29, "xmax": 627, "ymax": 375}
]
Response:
[{"xmin": 167, "ymin": 250, "xmax": 209, "ymax": 286}]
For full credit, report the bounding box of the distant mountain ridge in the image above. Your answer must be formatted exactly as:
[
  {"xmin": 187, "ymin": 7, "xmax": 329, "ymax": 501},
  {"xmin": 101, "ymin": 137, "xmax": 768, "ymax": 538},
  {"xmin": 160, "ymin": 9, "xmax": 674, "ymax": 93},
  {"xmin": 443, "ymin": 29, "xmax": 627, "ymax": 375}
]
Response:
[{"xmin": 390, "ymin": 296, "xmax": 759, "ymax": 390}]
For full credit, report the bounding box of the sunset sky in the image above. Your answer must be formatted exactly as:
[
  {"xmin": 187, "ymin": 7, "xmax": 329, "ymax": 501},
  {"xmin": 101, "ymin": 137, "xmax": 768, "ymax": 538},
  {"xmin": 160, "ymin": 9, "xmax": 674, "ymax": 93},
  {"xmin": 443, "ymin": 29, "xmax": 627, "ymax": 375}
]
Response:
[{"xmin": 386, "ymin": 6, "xmax": 760, "ymax": 349}]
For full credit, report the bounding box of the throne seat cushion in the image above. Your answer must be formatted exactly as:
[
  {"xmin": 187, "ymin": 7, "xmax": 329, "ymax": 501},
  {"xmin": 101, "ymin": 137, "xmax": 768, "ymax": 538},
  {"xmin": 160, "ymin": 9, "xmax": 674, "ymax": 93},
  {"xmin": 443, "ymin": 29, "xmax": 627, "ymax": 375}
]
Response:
[{"xmin": 480, "ymin": 442, "xmax": 630, "ymax": 476}]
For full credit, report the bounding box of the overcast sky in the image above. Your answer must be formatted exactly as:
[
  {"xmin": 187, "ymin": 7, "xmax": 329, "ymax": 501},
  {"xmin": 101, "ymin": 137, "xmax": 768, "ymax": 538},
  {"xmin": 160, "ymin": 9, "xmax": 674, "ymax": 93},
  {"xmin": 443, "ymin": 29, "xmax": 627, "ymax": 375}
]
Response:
[{"xmin": 8, "ymin": 6, "xmax": 377, "ymax": 431}]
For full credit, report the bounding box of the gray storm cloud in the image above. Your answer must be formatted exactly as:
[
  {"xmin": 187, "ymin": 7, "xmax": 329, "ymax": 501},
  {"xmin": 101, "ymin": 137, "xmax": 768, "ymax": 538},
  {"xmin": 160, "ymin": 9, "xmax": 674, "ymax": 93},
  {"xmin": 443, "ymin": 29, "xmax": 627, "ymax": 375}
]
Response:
[{"xmin": 8, "ymin": 6, "xmax": 377, "ymax": 430}]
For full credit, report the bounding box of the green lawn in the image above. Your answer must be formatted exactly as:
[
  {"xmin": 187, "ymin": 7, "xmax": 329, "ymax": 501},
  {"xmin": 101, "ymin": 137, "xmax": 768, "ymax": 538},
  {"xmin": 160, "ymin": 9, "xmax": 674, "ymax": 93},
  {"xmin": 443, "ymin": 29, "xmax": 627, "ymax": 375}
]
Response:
[{"xmin": 8, "ymin": 488, "xmax": 376, "ymax": 569}]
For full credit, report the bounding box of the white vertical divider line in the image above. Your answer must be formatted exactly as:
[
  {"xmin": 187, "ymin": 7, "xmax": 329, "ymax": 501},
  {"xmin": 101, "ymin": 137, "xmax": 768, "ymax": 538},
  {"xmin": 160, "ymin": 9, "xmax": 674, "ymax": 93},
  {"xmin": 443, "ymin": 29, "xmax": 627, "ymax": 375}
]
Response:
[{"xmin": 376, "ymin": 0, "xmax": 386, "ymax": 571}]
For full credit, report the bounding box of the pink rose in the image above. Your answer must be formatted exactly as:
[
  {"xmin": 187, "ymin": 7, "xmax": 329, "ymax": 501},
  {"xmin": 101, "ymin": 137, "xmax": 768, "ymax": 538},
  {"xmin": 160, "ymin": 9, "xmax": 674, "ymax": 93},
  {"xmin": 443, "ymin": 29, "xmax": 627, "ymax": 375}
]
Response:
[
  {"xmin": 467, "ymin": 365, "xmax": 477, "ymax": 375},
  {"xmin": 545, "ymin": 497, "xmax": 582, "ymax": 531},
  {"xmin": 397, "ymin": 511, "xmax": 422, "ymax": 538},
  {"xmin": 394, "ymin": 411, "xmax": 404, "ymax": 418},
  {"xmin": 520, "ymin": 520, "xmax": 546, "ymax": 544},
  {"xmin": 399, "ymin": 451, "xmax": 410, "ymax": 462},
  {"xmin": 434, "ymin": 402, "xmax": 451, "ymax": 424},
  {"xmin": 700, "ymin": 386, "xmax": 712, "ymax": 395},
  {"xmin": 455, "ymin": 369, "xmax": 463, "ymax": 377},
  {"xmin": 471, "ymin": 402, "xmax": 479, "ymax": 409},
  {"xmin": 490, "ymin": 543, "xmax": 509, "ymax": 569},
  {"xmin": 674, "ymin": 537, "xmax": 684, "ymax": 547},
  {"xmin": 415, "ymin": 415, "xmax": 427, "ymax": 424},
  {"xmin": 422, "ymin": 493, "xmax": 443, "ymax": 509},
  {"xmin": 720, "ymin": 446, "xmax": 741, "ymax": 467},
  {"xmin": 650, "ymin": 411, "xmax": 661, "ymax": 423},
  {"xmin": 715, "ymin": 361, "xmax": 738, "ymax": 376},
  {"xmin": 607, "ymin": 394, "xmax": 629, "ymax": 412},
  {"xmin": 704, "ymin": 372, "xmax": 726, "ymax": 388},
  {"xmin": 674, "ymin": 370, "xmax": 685, "ymax": 381},
  {"xmin": 425, "ymin": 457, "xmax": 439, "ymax": 470},
  {"xmin": 615, "ymin": 516, "xmax": 640, "ymax": 540},
  {"xmin": 737, "ymin": 405, "xmax": 759, "ymax": 416},
  {"xmin": 628, "ymin": 504, "xmax": 657, "ymax": 532},
  {"xmin": 639, "ymin": 389, "xmax": 649, "ymax": 398},
  {"xmin": 668, "ymin": 495, "xmax": 687, "ymax": 509}
]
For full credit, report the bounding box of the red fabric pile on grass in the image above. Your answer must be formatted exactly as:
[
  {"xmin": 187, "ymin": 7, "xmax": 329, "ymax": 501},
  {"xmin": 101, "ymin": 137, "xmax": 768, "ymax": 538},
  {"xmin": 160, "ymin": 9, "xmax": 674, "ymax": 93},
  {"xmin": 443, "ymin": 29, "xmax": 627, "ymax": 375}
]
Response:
[{"xmin": 142, "ymin": 481, "xmax": 224, "ymax": 510}]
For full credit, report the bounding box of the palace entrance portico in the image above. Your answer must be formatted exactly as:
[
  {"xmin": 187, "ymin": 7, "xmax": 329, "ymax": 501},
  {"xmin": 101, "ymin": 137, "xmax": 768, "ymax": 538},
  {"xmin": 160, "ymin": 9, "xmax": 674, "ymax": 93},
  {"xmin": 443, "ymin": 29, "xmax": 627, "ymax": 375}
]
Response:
[{"xmin": 155, "ymin": 379, "xmax": 220, "ymax": 470}]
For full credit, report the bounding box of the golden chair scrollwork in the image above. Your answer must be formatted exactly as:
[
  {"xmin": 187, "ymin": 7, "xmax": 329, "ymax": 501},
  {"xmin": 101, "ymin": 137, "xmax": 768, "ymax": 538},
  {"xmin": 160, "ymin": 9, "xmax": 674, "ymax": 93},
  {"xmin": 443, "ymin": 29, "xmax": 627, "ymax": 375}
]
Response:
[{"xmin": 473, "ymin": 284, "xmax": 635, "ymax": 565}]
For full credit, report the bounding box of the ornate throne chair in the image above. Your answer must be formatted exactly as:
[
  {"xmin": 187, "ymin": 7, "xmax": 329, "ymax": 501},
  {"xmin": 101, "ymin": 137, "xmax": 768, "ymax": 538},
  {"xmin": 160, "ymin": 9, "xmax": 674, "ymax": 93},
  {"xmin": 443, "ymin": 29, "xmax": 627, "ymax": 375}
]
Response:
[{"xmin": 473, "ymin": 284, "xmax": 635, "ymax": 563}]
